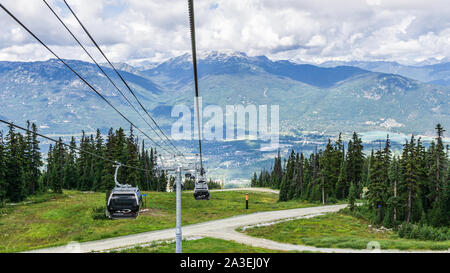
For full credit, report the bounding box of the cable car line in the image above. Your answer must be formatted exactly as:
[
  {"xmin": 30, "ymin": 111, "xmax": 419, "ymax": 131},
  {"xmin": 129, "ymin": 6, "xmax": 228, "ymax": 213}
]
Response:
[
  {"xmin": 188, "ymin": 0, "xmax": 210, "ymax": 201},
  {"xmin": 62, "ymin": 0, "xmax": 185, "ymax": 159},
  {"xmin": 0, "ymin": 119, "xmax": 151, "ymax": 172},
  {"xmin": 0, "ymin": 3, "xmax": 174, "ymax": 156},
  {"xmin": 42, "ymin": 0, "xmax": 179, "ymax": 157},
  {"xmin": 188, "ymin": 0, "xmax": 204, "ymax": 173}
]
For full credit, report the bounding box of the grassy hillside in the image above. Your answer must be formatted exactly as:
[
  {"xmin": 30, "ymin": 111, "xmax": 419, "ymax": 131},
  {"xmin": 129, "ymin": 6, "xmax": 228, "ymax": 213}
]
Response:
[
  {"xmin": 111, "ymin": 237, "xmax": 289, "ymax": 253},
  {"xmin": 0, "ymin": 190, "xmax": 315, "ymax": 253},
  {"xmin": 242, "ymin": 213, "xmax": 450, "ymax": 250}
]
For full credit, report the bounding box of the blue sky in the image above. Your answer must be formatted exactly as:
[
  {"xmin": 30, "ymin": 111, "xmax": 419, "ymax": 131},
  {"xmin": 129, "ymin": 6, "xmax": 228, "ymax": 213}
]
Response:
[{"xmin": 0, "ymin": 0, "xmax": 449, "ymax": 65}]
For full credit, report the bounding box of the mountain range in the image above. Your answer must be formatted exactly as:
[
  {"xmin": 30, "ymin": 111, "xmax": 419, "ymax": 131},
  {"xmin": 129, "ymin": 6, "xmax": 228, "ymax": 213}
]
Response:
[
  {"xmin": 0, "ymin": 51, "xmax": 449, "ymax": 137},
  {"xmin": 143, "ymin": 51, "xmax": 449, "ymax": 136}
]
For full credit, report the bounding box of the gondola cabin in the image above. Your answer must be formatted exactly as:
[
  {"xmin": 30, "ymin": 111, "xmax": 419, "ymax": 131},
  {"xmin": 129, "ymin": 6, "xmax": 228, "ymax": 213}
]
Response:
[
  {"xmin": 106, "ymin": 186, "xmax": 142, "ymax": 219},
  {"xmin": 194, "ymin": 177, "xmax": 209, "ymax": 200}
]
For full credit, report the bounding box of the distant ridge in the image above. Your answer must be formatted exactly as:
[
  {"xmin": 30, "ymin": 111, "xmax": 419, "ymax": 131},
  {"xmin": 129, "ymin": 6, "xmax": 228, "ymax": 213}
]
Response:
[
  {"xmin": 142, "ymin": 51, "xmax": 370, "ymax": 88},
  {"xmin": 319, "ymin": 59, "xmax": 450, "ymax": 87}
]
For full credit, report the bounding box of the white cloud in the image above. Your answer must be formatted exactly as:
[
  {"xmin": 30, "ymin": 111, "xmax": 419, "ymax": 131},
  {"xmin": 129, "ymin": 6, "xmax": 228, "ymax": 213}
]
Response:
[
  {"xmin": 366, "ymin": 0, "xmax": 382, "ymax": 6},
  {"xmin": 0, "ymin": 0, "xmax": 449, "ymax": 65}
]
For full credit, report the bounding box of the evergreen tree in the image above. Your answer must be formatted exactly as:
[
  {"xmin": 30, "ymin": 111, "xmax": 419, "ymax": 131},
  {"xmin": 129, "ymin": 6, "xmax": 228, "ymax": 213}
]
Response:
[
  {"xmin": 444, "ymin": 162, "xmax": 450, "ymax": 225},
  {"xmin": 101, "ymin": 128, "xmax": 116, "ymax": 191},
  {"xmin": 278, "ymin": 174, "xmax": 288, "ymax": 201},
  {"xmin": 125, "ymin": 126, "xmax": 140, "ymax": 187},
  {"xmin": 272, "ymin": 151, "xmax": 283, "ymax": 189},
  {"xmin": 381, "ymin": 136, "xmax": 392, "ymax": 196},
  {"xmin": 0, "ymin": 131, "xmax": 6, "ymax": 204},
  {"xmin": 114, "ymin": 128, "xmax": 128, "ymax": 184},
  {"xmin": 368, "ymin": 148, "xmax": 386, "ymax": 223},
  {"xmin": 5, "ymin": 124, "xmax": 26, "ymax": 202},
  {"xmin": 301, "ymin": 158, "xmax": 312, "ymax": 200},
  {"xmin": 44, "ymin": 144, "xmax": 53, "ymax": 191},
  {"xmin": 30, "ymin": 123, "xmax": 42, "ymax": 194},
  {"xmin": 158, "ymin": 171, "xmax": 168, "ymax": 192},
  {"xmin": 76, "ymin": 131, "xmax": 88, "ymax": 190},
  {"xmin": 401, "ymin": 136, "xmax": 419, "ymax": 225},
  {"xmin": 49, "ymin": 138, "xmax": 64, "ymax": 193},
  {"xmin": 63, "ymin": 137, "xmax": 77, "ymax": 190},
  {"xmin": 86, "ymin": 135, "xmax": 96, "ymax": 190},
  {"xmin": 330, "ymin": 135, "xmax": 344, "ymax": 197},
  {"xmin": 321, "ymin": 140, "xmax": 337, "ymax": 202},
  {"xmin": 347, "ymin": 132, "xmax": 364, "ymax": 191},
  {"xmin": 429, "ymin": 124, "xmax": 446, "ymax": 203},
  {"xmin": 336, "ymin": 151, "xmax": 348, "ymax": 199},
  {"xmin": 387, "ymin": 156, "xmax": 402, "ymax": 224},
  {"xmin": 251, "ymin": 172, "xmax": 258, "ymax": 187},
  {"xmin": 286, "ymin": 150, "xmax": 297, "ymax": 200},
  {"xmin": 361, "ymin": 155, "xmax": 370, "ymax": 189},
  {"xmin": 92, "ymin": 129, "xmax": 104, "ymax": 191},
  {"xmin": 414, "ymin": 137, "xmax": 429, "ymax": 218},
  {"xmin": 140, "ymin": 140, "xmax": 151, "ymax": 191},
  {"xmin": 348, "ymin": 182, "xmax": 357, "ymax": 211},
  {"xmin": 23, "ymin": 121, "xmax": 33, "ymax": 196},
  {"xmin": 294, "ymin": 153, "xmax": 304, "ymax": 198}
]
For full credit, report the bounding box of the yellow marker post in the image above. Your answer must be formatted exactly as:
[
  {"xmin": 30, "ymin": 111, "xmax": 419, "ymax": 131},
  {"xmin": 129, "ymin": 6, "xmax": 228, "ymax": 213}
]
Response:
[{"xmin": 246, "ymin": 193, "xmax": 249, "ymax": 209}]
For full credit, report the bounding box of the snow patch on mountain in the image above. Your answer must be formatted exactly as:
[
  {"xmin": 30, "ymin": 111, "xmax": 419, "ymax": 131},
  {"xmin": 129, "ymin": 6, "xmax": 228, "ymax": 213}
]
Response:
[
  {"xmin": 198, "ymin": 50, "xmax": 249, "ymax": 61},
  {"xmin": 165, "ymin": 50, "xmax": 258, "ymax": 65}
]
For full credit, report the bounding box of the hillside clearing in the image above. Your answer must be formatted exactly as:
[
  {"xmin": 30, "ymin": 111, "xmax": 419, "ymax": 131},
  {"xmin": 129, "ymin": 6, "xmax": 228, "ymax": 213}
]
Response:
[
  {"xmin": 0, "ymin": 189, "xmax": 317, "ymax": 252},
  {"xmin": 242, "ymin": 213, "xmax": 450, "ymax": 250}
]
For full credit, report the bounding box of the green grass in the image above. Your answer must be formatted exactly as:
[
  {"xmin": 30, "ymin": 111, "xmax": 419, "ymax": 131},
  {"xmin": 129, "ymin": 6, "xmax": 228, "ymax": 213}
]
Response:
[
  {"xmin": 112, "ymin": 237, "xmax": 288, "ymax": 253},
  {"xmin": 242, "ymin": 213, "xmax": 450, "ymax": 251},
  {"xmin": 0, "ymin": 189, "xmax": 316, "ymax": 253}
]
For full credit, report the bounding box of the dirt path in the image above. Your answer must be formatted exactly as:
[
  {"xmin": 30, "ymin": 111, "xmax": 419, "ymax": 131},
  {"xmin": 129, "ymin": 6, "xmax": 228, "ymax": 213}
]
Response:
[
  {"xmin": 25, "ymin": 204, "xmax": 345, "ymax": 253},
  {"xmin": 202, "ymin": 229, "xmax": 449, "ymax": 253}
]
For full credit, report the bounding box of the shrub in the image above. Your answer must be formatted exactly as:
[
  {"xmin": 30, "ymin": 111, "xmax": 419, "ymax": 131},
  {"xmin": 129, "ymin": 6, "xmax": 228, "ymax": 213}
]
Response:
[
  {"xmin": 91, "ymin": 206, "xmax": 107, "ymax": 220},
  {"xmin": 342, "ymin": 204, "xmax": 378, "ymax": 224},
  {"xmin": 398, "ymin": 223, "xmax": 449, "ymax": 241},
  {"xmin": 327, "ymin": 197, "xmax": 338, "ymax": 204},
  {"xmin": 207, "ymin": 180, "xmax": 222, "ymax": 190}
]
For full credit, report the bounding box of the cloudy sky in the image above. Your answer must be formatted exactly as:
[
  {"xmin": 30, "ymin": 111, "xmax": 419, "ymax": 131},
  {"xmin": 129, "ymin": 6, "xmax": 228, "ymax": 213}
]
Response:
[{"xmin": 0, "ymin": 0, "xmax": 449, "ymax": 65}]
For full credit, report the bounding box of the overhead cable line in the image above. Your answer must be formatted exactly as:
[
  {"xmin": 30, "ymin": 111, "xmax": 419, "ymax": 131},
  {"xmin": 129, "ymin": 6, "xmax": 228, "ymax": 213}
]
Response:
[
  {"xmin": 0, "ymin": 3, "xmax": 173, "ymax": 155},
  {"xmin": 188, "ymin": 0, "xmax": 204, "ymax": 173},
  {"xmin": 0, "ymin": 119, "xmax": 151, "ymax": 172},
  {"xmin": 62, "ymin": 0, "xmax": 185, "ymax": 159},
  {"xmin": 42, "ymin": 0, "xmax": 179, "ymax": 156}
]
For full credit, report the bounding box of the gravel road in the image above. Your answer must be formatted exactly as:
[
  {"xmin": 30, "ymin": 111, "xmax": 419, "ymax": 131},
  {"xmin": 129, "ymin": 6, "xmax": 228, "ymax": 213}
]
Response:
[{"xmin": 25, "ymin": 204, "xmax": 346, "ymax": 253}]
